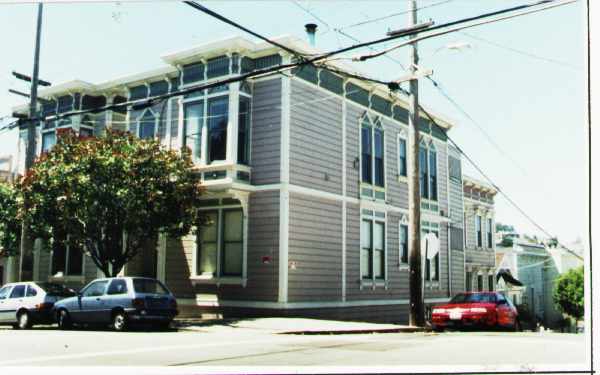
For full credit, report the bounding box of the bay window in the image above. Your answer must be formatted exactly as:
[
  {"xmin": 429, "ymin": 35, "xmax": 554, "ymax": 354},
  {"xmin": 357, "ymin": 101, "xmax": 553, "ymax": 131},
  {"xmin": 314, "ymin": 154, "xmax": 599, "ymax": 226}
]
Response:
[
  {"xmin": 237, "ymin": 96, "xmax": 251, "ymax": 165},
  {"xmin": 207, "ymin": 96, "xmax": 228, "ymax": 162},
  {"xmin": 184, "ymin": 101, "xmax": 204, "ymax": 162},
  {"xmin": 138, "ymin": 110, "xmax": 156, "ymax": 139},
  {"xmin": 360, "ymin": 116, "xmax": 385, "ymax": 200}
]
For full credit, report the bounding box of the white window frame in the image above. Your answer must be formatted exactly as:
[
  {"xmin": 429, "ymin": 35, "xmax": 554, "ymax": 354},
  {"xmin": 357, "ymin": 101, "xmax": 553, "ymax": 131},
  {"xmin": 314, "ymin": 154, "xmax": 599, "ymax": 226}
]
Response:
[
  {"xmin": 191, "ymin": 197, "xmax": 247, "ymax": 286},
  {"xmin": 397, "ymin": 130, "xmax": 408, "ymax": 182},
  {"xmin": 399, "ymin": 214, "xmax": 409, "ymax": 268},
  {"xmin": 476, "ymin": 214, "xmax": 483, "ymax": 249},
  {"xmin": 359, "ymin": 209, "xmax": 388, "ymax": 289},
  {"xmin": 136, "ymin": 108, "xmax": 158, "ymax": 140},
  {"xmin": 419, "ymin": 138, "xmax": 439, "ymax": 212},
  {"xmin": 359, "ymin": 113, "xmax": 386, "ymax": 201}
]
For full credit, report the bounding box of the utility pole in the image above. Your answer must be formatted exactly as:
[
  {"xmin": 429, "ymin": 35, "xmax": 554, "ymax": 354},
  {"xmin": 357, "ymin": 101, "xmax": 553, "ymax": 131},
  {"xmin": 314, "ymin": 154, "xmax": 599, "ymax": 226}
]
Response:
[
  {"xmin": 18, "ymin": 3, "xmax": 44, "ymax": 282},
  {"xmin": 407, "ymin": 0, "xmax": 425, "ymax": 327}
]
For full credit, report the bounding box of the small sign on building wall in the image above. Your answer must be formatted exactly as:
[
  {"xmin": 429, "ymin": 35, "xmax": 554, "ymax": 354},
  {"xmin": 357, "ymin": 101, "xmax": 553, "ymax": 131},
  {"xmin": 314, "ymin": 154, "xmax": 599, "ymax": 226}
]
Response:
[{"xmin": 289, "ymin": 261, "xmax": 297, "ymax": 270}]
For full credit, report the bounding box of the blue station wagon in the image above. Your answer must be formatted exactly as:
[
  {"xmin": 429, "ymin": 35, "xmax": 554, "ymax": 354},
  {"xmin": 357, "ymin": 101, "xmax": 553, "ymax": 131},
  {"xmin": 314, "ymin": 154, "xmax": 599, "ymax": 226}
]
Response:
[{"xmin": 53, "ymin": 277, "xmax": 178, "ymax": 331}]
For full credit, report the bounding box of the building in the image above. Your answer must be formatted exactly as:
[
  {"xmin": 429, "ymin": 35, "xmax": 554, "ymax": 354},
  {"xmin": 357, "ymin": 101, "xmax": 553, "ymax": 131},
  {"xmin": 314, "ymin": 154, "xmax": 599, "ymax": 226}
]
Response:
[
  {"xmin": 7, "ymin": 35, "xmax": 469, "ymax": 323},
  {"xmin": 462, "ymin": 176, "xmax": 497, "ymax": 292},
  {"xmin": 496, "ymin": 236, "xmax": 584, "ymax": 329}
]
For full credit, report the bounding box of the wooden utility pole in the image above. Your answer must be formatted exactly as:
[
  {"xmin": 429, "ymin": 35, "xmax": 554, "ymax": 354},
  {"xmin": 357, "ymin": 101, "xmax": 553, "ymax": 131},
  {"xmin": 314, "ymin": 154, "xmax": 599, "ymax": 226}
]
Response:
[
  {"xmin": 18, "ymin": 3, "xmax": 44, "ymax": 281},
  {"xmin": 408, "ymin": 0, "xmax": 425, "ymax": 327}
]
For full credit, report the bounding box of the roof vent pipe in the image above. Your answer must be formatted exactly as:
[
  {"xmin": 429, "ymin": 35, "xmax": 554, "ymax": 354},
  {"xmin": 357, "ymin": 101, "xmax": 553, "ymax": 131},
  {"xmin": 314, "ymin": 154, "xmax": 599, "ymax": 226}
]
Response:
[{"xmin": 305, "ymin": 23, "xmax": 317, "ymax": 47}]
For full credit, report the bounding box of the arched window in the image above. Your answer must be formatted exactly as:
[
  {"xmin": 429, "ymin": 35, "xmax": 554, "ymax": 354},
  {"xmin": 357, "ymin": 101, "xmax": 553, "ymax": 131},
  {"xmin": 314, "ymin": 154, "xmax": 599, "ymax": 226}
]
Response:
[
  {"xmin": 138, "ymin": 110, "xmax": 156, "ymax": 139},
  {"xmin": 419, "ymin": 139, "xmax": 438, "ymax": 202},
  {"xmin": 360, "ymin": 115, "xmax": 385, "ymax": 199}
]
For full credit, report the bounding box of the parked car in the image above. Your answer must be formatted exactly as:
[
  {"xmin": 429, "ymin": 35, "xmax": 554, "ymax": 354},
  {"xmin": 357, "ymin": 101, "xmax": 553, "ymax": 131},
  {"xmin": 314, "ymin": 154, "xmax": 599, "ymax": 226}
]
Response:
[
  {"xmin": 430, "ymin": 291, "xmax": 520, "ymax": 332},
  {"xmin": 53, "ymin": 277, "xmax": 178, "ymax": 331},
  {"xmin": 0, "ymin": 282, "xmax": 76, "ymax": 329}
]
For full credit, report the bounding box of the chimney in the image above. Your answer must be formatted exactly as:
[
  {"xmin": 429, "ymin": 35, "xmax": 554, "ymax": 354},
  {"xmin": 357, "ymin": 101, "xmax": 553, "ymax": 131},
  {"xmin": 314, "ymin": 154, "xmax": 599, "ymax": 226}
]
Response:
[{"xmin": 305, "ymin": 23, "xmax": 317, "ymax": 47}]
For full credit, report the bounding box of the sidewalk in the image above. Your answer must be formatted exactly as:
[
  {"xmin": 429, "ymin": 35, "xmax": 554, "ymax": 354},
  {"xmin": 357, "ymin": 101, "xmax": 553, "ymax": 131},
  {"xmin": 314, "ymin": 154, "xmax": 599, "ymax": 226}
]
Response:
[{"xmin": 174, "ymin": 317, "xmax": 429, "ymax": 335}]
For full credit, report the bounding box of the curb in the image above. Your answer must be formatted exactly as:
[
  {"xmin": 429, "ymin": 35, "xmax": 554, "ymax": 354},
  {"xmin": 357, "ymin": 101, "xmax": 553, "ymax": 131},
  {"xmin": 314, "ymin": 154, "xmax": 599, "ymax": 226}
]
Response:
[{"xmin": 278, "ymin": 327, "xmax": 431, "ymax": 335}]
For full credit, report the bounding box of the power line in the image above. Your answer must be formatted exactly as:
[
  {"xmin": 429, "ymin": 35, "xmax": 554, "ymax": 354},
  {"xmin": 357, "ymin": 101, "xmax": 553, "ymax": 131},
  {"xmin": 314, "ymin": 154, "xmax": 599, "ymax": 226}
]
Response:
[
  {"xmin": 425, "ymin": 76, "xmax": 529, "ymax": 175},
  {"xmin": 415, "ymin": 101, "xmax": 583, "ymax": 261},
  {"xmin": 459, "ymin": 31, "xmax": 583, "ymax": 70},
  {"xmin": 336, "ymin": 0, "xmax": 455, "ymax": 31},
  {"xmin": 355, "ymin": 0, "xmax": 576, "ymax": 62}
]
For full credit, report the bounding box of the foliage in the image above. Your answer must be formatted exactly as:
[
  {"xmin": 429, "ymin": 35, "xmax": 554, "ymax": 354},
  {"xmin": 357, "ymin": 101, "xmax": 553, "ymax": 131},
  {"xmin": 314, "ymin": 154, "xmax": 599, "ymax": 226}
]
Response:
[
  {"xmin": 0, "ymin": 182, "xmax": 20, "ymax": 257},
  {"xmin": 553, "ymin": 266, "xmax": 584, "ymax": 321},
  {"xmin": 19, "ymin": 129, "xmax": 205, "ymax": 277},
  {"xmin": 500, "ymin": 236, "xmax": 514, "ymax": 247},
  {"xmin": 495, "ymin": 222, "xmax": 515, "ymax": 232}
]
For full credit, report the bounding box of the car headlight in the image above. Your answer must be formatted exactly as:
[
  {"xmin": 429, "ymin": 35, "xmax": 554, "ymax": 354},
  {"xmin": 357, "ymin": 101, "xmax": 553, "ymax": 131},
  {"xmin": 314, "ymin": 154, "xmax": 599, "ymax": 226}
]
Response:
[
  {"xmin": 432, "ymin": 308, "xmax": 446, "ymax": 314},
  {"xmin": 469, "ymin": 307, "xmax": 487, "ymax": 313}
]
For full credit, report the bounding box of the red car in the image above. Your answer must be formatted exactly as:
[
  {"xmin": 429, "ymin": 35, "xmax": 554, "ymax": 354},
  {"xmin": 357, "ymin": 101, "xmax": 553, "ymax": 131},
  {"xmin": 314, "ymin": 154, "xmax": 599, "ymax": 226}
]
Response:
[{"xmin": 430, "ymin": 292, "xmax": 520, "ymax": 332}]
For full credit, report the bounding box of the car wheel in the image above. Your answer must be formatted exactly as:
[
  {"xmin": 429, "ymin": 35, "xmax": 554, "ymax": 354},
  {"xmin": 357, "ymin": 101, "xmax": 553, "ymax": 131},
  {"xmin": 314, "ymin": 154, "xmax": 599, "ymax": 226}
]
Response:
[
  {"xmin": 16, "ymin": 311, "xmax": 31, "ymax": 330},
  {"xmin": 111, "ymin": 311, "xmax": 128, "ymax": 332},
  {"xmin": 58, "ymin": 309, "xmax": 73, "ymax": 330}
]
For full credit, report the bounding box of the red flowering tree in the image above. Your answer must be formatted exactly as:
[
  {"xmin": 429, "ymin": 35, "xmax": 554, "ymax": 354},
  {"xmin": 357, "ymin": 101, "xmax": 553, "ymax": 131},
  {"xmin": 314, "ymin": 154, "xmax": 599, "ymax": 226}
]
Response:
[
  {"xmin": 0, "ymin": 181, "xmax": 20, "ymax": 257},
  {"xmin": 20, "ymin": 129, "xmax": 204, "ymax": 277}
]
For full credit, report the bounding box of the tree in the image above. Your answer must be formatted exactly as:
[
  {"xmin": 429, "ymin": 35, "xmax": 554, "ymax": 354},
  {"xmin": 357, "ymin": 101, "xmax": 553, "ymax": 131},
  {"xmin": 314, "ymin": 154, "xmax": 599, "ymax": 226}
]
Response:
[
  {"xmin": 19, "ymin": 129, "xmax": 205, "ymax": 277},
  {"xmin": 0, "ymin": 181, "xmax": 20, "ymax": 257},
  {"xmin": 553, "ymin": 266, "xmax": 584, "ymax": 323}
]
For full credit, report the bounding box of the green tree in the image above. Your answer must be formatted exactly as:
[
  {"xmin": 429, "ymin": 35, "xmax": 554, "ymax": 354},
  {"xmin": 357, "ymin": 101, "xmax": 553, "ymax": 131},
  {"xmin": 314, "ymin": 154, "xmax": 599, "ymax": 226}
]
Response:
[
  {"xmin": 553, "ymin": 266, "xmax": 584, "ymax": 322},
  {"xmin": 19, "ymin": 129, "xmax": 204, "ymax": 277},
  {"xmin": 0, "ymin": 181, "xmax": 20, "ymax": 257}
]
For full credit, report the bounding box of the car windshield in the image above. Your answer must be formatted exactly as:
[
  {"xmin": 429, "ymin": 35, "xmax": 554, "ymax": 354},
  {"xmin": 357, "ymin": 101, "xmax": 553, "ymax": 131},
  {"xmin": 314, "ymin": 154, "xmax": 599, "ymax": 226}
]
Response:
[
  {"xmin": 132, "ymin": 279, "xmax": 169, "ymax": 295},
  {"xmin": 37, "ymin": 282, "xmax": 77, "ymax": 297},
  {"xmin": 449, "ymin": 293, "xmax": 496, "ymax": 304}
]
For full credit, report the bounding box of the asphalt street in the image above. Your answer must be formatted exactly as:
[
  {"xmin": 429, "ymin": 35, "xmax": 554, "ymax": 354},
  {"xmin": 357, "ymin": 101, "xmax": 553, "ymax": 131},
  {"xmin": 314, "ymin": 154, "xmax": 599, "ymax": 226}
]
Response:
[{"xmin": 0, "ymin": 324, "xmax": 587, "ymax": 370}]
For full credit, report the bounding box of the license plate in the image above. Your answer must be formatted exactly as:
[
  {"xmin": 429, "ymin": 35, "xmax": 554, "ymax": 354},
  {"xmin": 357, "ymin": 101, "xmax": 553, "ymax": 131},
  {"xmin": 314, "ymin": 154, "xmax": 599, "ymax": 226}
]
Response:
[{"xmin": 449, "ymin": 310, "xmax": 462, "ymax": 320}]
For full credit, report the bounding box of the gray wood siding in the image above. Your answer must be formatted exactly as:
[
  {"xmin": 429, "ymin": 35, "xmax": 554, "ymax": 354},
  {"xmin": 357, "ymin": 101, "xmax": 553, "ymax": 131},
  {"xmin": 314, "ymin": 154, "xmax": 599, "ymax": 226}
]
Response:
[
  {"xmin": 436, "ymin": 142, "xmax": 449, "ymax": 217},
  {"xmin": 289, "ymin": 80, "xmax": 343, "ymax": 195},
  {"xmin": 451, "ymin": 249, "xmax": 465, "ymax": 293},
  {"xmin": 465, "ymin": 249, "xmax": 495, "ymax": 267},
  {"xmin": 383, "ymin": 118, "xmax": 409, "ymax": 209},
  {"xmin": 345, "ymin": 103, "xmax": 361, "ymax": 199},
  {"xmin": 251, "ymin": 78, "xmax": 281, "ymax": 185},
  {"xmin": 164, "ymin": 233, "xmax": 195, "ymax": 297},
  {"xmin": 447, "ymin": 147, "xmax": 464, "ymax": 228},
  {"xmin": 288, "ymin": 192, "xmax": 342, "ymax": 302}
]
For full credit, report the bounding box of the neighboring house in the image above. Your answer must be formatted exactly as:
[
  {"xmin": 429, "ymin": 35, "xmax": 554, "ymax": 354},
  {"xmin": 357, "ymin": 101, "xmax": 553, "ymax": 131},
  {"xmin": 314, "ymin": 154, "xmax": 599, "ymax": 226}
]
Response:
[
  {"xmin": 495, "ymin": 237, "xmax": 583, "ymax": 329},
  {"xmin": 462, "ymin": 176, "xmax": 497, "ymax": 293},
  {"xmin": 9, "ymin": 35, "xmax": 467, "ymax": 323}
]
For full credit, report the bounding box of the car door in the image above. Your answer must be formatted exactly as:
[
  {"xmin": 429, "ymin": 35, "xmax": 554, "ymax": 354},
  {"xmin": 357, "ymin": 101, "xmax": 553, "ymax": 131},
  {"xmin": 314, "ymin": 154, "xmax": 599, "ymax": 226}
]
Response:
[
  {"xmin": 0, "ymin": 286, "xmax": 13, "ymax": 323},
  {"xmin": 79, "ymin": 280, "xmax": 109, "ymax": 323},
  {"xmin": 7, "ymin": 285, "xmax": 26, "ymax": 323}
]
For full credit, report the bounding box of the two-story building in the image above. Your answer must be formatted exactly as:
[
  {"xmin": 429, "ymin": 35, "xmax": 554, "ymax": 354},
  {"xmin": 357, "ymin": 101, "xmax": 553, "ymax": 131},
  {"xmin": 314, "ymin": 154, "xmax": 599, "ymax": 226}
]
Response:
[{"xmin": 8, "ymin": 35, "xmax": 472, "ymax": 323}]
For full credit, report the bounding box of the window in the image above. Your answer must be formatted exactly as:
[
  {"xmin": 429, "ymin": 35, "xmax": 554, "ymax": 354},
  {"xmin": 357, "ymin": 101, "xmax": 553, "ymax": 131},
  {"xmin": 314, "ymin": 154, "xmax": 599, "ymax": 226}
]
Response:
[
  {"xmin": 82, "ymin": 280, "xmax": 109, "ymax": 297},
  {"xmin": 26, "ymin": 286, "xmax": 37, "ymax": 297},
  {"xmin": 465, "ymin": 272, "xmax": 472, "ymax": 291},
  {"xmin": 476, "ymin": 215, "xmax": 483, "ymax": 248},
  {"xmin": 399, "ymin": 224, "xmax": 408, "ymax": 264},
  {"xmin": 488, "ymin": 274, "xmax": 494, "ymax": 291},
  {"xmin": 419, "ymin": 140, "xmax": 438, "ymax": 202},
  {"xmin": 107, "ymin": 279, "xmax": 128, "ymax": 295},
  {"xmin": 207, "ymin": 96, "xmax": 228, "ymax": 162},
  {"xmin": 79, "ymin": 127, "xmax": 94, "ymax": 138},
  {"xmin": 477, "ymin": 274, "xmax": 483, "ymax": 291},
  {"xmin": 42, "ymin": 132, "xmax": 56, "ymax": 153},
  {"xmin": 9, "ymin": 285, "xmax": 26, "ymax": 299},
  {"xmin": 450, "ymin": 226, "xmax": 464, "ymax": 250},
  {"xmin": 361, "ymin": 120, "xmax": 372, "ymax": 184},
  {"xmin": 138, "ymin": 110, "xmax": 156, "ymax": 139},
  {"xmin": 374, "ymin": 128, "xmax": 384, "ymax": 187},
  {"xmin": 360, "ymin": 116, "xmax": 385, "ymax": 199},
  {"xmin": 398, "ymin": 136, "xmax": 407, "ymax": 177},
  {"xmin": 0, "ymin": 286, "xmax": 10, "ymax": 300},
  {"xmin": 184, "ymin": 101, "xmax": 204, "ymax": 162},
  {"xmin": 448, "ymin": 155, "xmax": 462, "ymax": 182},
  {"xmin": 51, "ymin": 231, "xmax": 83, "ymax": 277},
  {"xmin": 487, "ymin": 218, "xmax": 493, "ymax": 248},
  {"xmin": 237, "ymin": 96, "xmax": 251, "ymax": 165},
  {"xmin": 196, "ymin": 200, "xmax": 244, "ymax": 278},
  {"xmin": 360, "ymin": 211, "xmax": 385, "ymax": 280}
]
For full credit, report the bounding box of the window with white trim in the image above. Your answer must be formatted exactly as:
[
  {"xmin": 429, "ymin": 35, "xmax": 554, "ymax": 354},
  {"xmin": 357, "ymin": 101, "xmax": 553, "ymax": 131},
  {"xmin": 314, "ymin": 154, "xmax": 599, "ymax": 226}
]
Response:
[
  {"xmin": 487, "ymin": 217, "xmax": 493, "ymax": 248},
  {"xmin": 476, "ymin": 215, "xmax": 483, "ymax": 248},
  {"xmin": 138, "ymin": 110, "xmax": 157, "ymax": 139},
  {"xmin": 422, "ymin": 221, "xmax": 439, "ymax": 282},
  {"xmin": 419, "ymin": 139, "xmax": 438, "ymax": 212},
  {"xmin": 360, "ymin": 115, "xmax": 385, "ymax": 200},
  {"xmin": 196, "ymin": 198, "xmax": 244, "ymax": 278},
  {"xmin": 360, "ymin": 210, "xmax": 385, "ymax": 280},
  {"xmin": 399, "ymin": 222, "xmax": 408, "ymax": 265},
  {"xmin": 397, "ymin": 133, "xmax": 407, "ymax": 178},
  {"xmin": 477, "ymin": 274, "xmax": 483, "ymax": 291}
]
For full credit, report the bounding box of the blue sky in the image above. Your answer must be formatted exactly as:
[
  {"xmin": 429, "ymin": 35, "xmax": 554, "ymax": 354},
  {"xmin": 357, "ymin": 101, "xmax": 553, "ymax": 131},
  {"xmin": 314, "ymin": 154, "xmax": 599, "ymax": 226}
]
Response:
[{"xmin": 0, "ymin": 0, "xmax": 586, "ymax": 242}]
